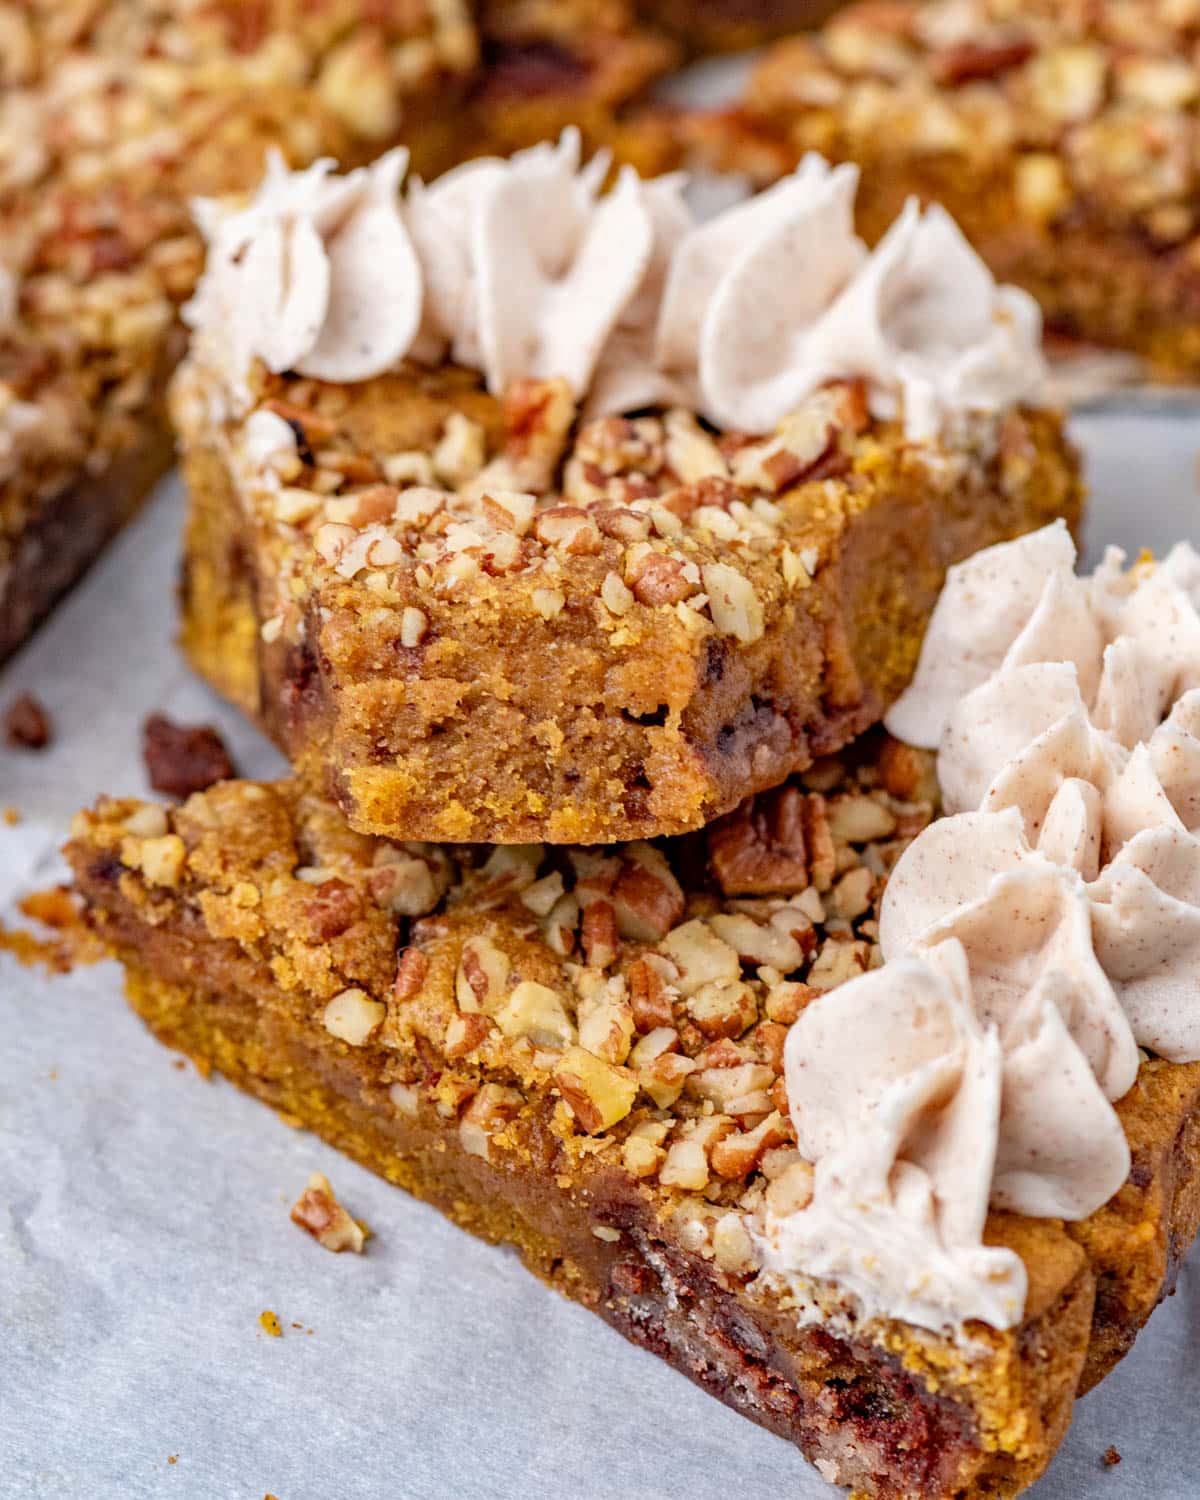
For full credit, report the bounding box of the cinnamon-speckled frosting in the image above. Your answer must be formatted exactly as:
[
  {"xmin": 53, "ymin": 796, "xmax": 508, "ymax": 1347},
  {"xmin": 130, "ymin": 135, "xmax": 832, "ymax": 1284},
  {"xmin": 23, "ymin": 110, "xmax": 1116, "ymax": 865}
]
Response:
[
  {"xmin": 183, "ymin": 132, "xmax": 1045, "ymax": 438},
  {"xmin": 760, "ymin": 524, "xmax": 1200, "ymax": 1335}
]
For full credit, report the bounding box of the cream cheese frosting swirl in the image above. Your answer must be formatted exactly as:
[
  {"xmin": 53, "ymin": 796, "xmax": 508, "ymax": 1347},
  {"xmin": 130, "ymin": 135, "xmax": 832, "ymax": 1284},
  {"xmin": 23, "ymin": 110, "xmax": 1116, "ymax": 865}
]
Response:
[
  {"xmin": 184, "ymin": 134, "xmax": 1045, "ymax": 438},
  {"xmin": 758, "ymin": 944, "xmax": 1029, "ymax": 1334},
  {"xmin": 762, "ymin": 525, "xmax": 1200, "ymax": 1334}
]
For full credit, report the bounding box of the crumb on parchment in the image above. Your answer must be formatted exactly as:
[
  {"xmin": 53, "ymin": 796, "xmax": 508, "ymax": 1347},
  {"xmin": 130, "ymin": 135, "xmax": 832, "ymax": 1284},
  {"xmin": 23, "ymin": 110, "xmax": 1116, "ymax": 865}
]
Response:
[
  {"xmin": 142, "ymin": 714, "xmax": 236, "ymax": 799},
  {"xmin": 4, "ymin": 693, "xmax": 52, "ymax": 750},
  {"xmin": 290, "ymin": 1172, "xmax": 368, "ymax": 1253},
  {"xmin": 0, "ymin": 886, "xmax": 105, "ymax": 972},
  {"xmin": 1102, "ymin": 1446, "xmax": 1122, "ymax": 1466},
  {"xmin": 258, "ymin": 1310, "xmax": 283, "ymax": 1337}
]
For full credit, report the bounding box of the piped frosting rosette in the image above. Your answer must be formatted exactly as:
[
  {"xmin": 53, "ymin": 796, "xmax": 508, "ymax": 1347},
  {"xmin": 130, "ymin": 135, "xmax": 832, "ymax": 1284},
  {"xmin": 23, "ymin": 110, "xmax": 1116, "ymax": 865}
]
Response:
[
  {"xmin": 887, "ymin": 520, "xmax": 1200, "ymax": 1063},
  {"xmin": 759, "ymin": 523, "xmax": 1200, "ymax": 1334},
  {"xmin": 183, "ymin": 131, "xmax": 1044, "ymax": 439}
]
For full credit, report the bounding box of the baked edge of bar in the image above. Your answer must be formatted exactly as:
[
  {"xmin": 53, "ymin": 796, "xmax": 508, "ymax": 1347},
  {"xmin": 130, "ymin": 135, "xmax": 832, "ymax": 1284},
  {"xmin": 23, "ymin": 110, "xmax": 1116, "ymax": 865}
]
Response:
[
  {"xmin": 0, "ymin": 409, "xmax": 175, "ymax": 666},
  {"xmin": 104, "ymin": 942, "xmax": 1090, "ymax": 1500}
]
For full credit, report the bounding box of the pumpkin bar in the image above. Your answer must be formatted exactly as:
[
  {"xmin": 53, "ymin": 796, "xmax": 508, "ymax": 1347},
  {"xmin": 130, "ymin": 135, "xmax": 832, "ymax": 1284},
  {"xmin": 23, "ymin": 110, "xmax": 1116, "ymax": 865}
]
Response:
[
  {"xmin": 0, "ymin": 0, "xmax": 481, "ymax": 664},
  {"xmin": 635, "ymin": 0, "xmax": 846, "ymax": 56},
  {"xmin": 65, "ymin": 736, "xmax": 1200, "ymax": 1500},
  {"xmin": 174, "ymin": 361, "xmax": 1081, "ymax": 845},
  {"xmin": 467, "ymin": 1, "xmax": 682, "ymax": 172},
  {"xmin": 685, "ymin": 0, "xmax": 1200, "ymax": 375}
]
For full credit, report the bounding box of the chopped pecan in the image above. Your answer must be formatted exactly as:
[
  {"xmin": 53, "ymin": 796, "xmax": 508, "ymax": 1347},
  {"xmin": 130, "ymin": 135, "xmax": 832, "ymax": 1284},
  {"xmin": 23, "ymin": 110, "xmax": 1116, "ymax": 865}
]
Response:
[
  {"xmin": 931, "ymin": 36, "xmax": 1034, "ymax": 86},
  {"xmin": 499, "ymin": 377, "xmax": 575, "ymax": 488},
  {"xmin": 445, "ymin": 1011, "xmax": 494, "ymax": 1060},
  {"xmin": 393, "ymin": 946, "xmax": 429, "ymax": 1003},
  {"xmin": 323, "ymin": 988, "xmax": 385, "ymax": 1046},
  {"xmin": 534, "ymin": 505, "xmax": 602, "ymax": 555},
  {"xmin": 290, "ymin": 1172, "xmax": 365, "ymax": 1253},
  {"xmin": 298, "ymin": 877, "xmax": 361, "ymax": 942},
  {"xmin": 577, "ymin": 986, "xmax": 635, "ymax": 1065},
  {"xmin": 752, "ymin": 1021, "xmax": 788, "ymax": 1074},
  {"xmin": 494, "ymin": 981, "xmax": 575, "ymax": 1047},
  {"xmin": 765, "ymin": 1159, "xmax": 814, "ymax": 1216},
  {"xmin": 4, "ymin": 692, "xmax": 51, "ymax": 750},
  {"xmin": 827, "ymin": 793, "xmax": 896, "ymax": 843},
  {"xmin": 594, "ymin": 505, "xmax": 652, "ymax": 542},
  {"xmin": 707, "ymin": 785, "xmax": 826, "ymax": 895},
  {"xmin": 878, "ymin": 736, "xmax": 937, "ymax": 802},
  {"xmin": 459, "ymin": 1083, "xmax": 522, "ymax": 1161},
  {"xmin": 554, "ymin": 1047, "xmax": 638, "ymax": 1133},
  {"xmin": 457, "ymin": 935, "xmax": 507, "ymax": 1010},
  {"xmin": 637, "ymin": 1050, "xmax": 695, "ymax": 1109},
  {"xmin": 659, "ymin": 1138, "xmax": 711, "ymax": 1191},
  {"xmin": 710, "ymin": 1111, "xmax": 791, "ymax": 1180},
  {"xmin": 581, "ymin": 900, "xmax": 620, "ymax": 968},
  {"xmin": 687, "ymin": 980, "xmax": 757, "ymax": 1040},
  {"xmin": 142, "ymin": 714, "xmax": 236, "ymax": 799},
  {"xmin": 264, "ymin": 398, "xmax": 339, "ymax": 448},
  {"xmin": 612, "ymin": 858, "xmax": 684, "ymax": 942},
  {"xmin": 627, "ymin": 552, "xmax": 693, "ymax": 606},
  {"xmin": 765, "ymin": 978, "xmax": 822, "ymax": 1026},
  {"xmin": 627, "ymin": 957, "xmax": 674, "ymax": 1032}
]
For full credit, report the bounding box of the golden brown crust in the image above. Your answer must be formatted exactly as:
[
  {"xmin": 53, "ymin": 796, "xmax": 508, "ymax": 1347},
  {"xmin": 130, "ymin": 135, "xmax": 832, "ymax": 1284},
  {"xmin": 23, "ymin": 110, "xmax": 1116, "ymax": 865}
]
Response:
[
  {"xmin": 683, "ymin": 0, "xmax": 1200, "ymax": 374},
  {"xmin": 1071, "ymin": 1056, "xmax": 1200, "ymax": 1391},
  {"xmin": 173, "ymin": 360, "xmax": 1083, "ymax": 844},
  {"xmin": 66, "ymin": 743, "xmax": 1113, "ymax": 1500},
  {"xmin": 109, "ymin": 961, "xmax": 1091, "ymax": 1500}
]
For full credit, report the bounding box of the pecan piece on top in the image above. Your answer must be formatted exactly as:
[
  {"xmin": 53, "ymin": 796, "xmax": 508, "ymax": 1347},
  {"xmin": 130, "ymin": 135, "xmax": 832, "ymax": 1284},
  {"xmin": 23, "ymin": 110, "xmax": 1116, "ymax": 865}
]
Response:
[
  {"xmin": 931, "ymin": 36, "xmax": 1034, "ymax": 86},
  {"xmin": 706, "ymin": 784, "xmax": 827, "ymax": 895}
]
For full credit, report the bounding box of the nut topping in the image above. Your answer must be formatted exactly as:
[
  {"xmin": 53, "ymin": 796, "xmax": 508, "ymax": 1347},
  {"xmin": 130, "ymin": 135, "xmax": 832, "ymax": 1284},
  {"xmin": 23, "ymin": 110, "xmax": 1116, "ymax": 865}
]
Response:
[{"xmin": 290, "ymin": 1172, "xmax": 366, "ymax": 1253}]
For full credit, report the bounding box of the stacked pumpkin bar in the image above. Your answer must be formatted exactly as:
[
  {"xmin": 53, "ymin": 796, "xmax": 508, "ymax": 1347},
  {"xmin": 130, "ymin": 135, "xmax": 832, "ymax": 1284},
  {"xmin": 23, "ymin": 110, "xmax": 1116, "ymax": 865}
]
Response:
[
  {"xmin": 73, "ymin": 138, "xmax": 1200, "ymax": 1500},
  {"xmin": 66, "ymin": 743, "xmax": 1200, "ymax": 1498},
  {"xmin": 686, "ymin": 0, "xmax": 1200, "ymax": 375}
]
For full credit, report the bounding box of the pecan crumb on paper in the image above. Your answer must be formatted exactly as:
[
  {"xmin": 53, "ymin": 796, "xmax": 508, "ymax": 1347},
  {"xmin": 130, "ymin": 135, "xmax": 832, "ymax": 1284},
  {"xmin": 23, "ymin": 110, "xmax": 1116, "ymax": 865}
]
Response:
[
  {"xmin": 5, "ymin": 693, "xmax": 52, "ymax": 750},
  {"xmin": 142, "ymin": 713, "xmax": 235, "ymax": 798},
  {"xmin": 290, "ymin": 1172, "xmax": 368, "ymax": 1253}
]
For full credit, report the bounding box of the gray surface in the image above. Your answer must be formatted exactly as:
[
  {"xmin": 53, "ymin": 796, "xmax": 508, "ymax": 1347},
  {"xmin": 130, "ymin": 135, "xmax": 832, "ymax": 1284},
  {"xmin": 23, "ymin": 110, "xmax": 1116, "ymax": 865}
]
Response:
[{"xmin": 0, "ymin": 417, "xmax": 1198, "ymax": 1500}]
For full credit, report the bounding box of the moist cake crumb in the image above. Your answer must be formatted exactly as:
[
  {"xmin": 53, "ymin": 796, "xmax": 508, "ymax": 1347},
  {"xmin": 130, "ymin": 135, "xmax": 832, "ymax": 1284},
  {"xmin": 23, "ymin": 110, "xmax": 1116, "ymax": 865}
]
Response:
[{"xmin": 258, "ymin": 1310, "xmax": 283, "ymax": 1338}]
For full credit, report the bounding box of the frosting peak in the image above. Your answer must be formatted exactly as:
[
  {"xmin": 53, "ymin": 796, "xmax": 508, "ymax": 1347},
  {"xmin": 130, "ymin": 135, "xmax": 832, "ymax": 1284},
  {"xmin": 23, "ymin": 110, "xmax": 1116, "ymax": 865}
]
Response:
[
  {"xmin": 759, "ymin": 946, "xmax": 1028, "ymax": 1333},
  {"xmin": 185, "ymin": 148, "xmax": 420, "ymax": 392},
  {"xmin": 185, "ymin": 136, "xmax": 1045, "ymax": 438}
]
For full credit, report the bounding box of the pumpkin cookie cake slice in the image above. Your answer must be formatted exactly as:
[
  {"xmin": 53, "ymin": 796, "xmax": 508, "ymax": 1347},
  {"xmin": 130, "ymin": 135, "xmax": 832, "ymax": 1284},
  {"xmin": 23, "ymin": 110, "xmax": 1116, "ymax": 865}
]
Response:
[
  {"xmin": 171, "ymin": 137, "xmax": 1082, "ymax": 846},
  {"xmin": 67, "ymin": 582, "xmax": 1200, "ymax": 1500}
]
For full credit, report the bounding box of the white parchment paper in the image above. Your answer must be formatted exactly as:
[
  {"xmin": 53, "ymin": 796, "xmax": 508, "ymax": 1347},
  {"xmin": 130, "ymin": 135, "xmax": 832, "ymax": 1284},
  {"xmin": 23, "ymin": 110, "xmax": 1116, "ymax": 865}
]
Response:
[{"xmin": 1, "ymin": 413, "xmax": 1198, "ymax": 1500}]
